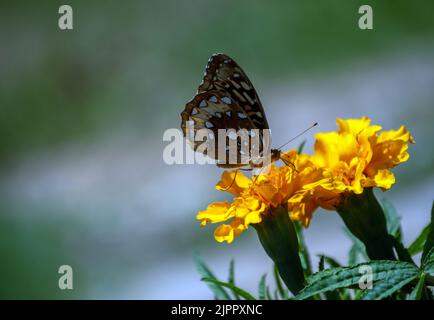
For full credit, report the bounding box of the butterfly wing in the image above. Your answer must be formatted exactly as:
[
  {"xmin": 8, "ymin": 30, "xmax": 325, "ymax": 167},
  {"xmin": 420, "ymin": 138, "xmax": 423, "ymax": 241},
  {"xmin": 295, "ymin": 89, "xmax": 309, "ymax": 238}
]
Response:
[
  {"xmin": 197, "ymin": 53, "xmax": 269, "ymax": 130},
  {"xmin": 181, "ymin": 53, "xmax": 270, "ymax": 166},
  {"xmin": 181, "ymin": 90, "xmax": 257, "ymax": 165}
]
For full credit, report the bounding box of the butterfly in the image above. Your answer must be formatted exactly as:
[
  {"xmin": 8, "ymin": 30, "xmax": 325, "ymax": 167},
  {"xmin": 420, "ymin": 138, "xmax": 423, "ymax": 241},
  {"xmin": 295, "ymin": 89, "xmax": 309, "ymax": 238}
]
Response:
[{"xmin": 180, "ymin": 53, "xmax": 315, "ymax": 174}]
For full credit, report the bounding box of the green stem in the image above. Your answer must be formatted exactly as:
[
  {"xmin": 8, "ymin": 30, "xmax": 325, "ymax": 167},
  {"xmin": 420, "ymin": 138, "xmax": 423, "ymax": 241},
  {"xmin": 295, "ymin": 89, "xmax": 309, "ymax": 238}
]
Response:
[
  {"xmin": 337, "ymin": 188, "xmax": 396, "ymax": 261},
  {"xmin": 254, "ymin": 206, "xmax": 305, "ymax": 295}
]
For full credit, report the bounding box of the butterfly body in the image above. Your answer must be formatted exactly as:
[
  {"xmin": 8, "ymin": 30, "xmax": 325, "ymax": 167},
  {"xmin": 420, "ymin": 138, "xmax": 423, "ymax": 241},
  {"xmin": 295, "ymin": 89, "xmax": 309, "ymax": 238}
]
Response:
[{"xmin": 215, "ymin": 148, "xmax": 281, "ymax": 170}]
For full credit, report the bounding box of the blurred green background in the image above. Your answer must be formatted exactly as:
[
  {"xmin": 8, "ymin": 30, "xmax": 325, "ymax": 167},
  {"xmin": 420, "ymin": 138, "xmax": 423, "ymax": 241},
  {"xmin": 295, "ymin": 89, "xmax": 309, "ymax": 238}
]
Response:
[{"xmin": 0, "ymin": 0, "xmax": 433, "ymax": 299}]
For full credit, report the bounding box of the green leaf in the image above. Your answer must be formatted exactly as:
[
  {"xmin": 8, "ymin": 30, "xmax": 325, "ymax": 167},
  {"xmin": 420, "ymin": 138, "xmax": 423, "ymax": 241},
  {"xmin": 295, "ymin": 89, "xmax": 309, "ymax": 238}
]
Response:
[
  {"xmin": 381, "ymin": 198, "xmax": 402, "ymax": 238},
  {"xmin": 424, "ymin": 262, "xmax": 434, "ymax": 276},
  {"xmin": 274, "ymin": 288, "xmax": 279, "ymax": 300},
  {"xmin": 408, "ymin": 273, "xmax": 426, "ymax": 300},
  {"xmin": 228, "ymin": 259, "xmax": 235, "ymax": 284},
  {"xmin": 202, "ymin": 278, "xmax": 256, "ymax": 300},
  {"xmin": 294, "ymin": 221, "xmax": 312, "ymax": 276},
  {"xmin": 297, "ymin": 140, "xmax": 306, "ymax": 154},
  {"xmin": 422, "ymin": 201, "xmax": 434, "ymax": 263},
  {"xmin": 258, "ymin": 274, "xmax": 267, "ymax": 300},
  {"xmin": 228, "ymin": 259, "xmax": 240, "ymax": 300},
  {"xmin": 273, "ymin": 265, "xmax": 288, "ymax": 299},
  {"xmin": 266, "ymin": 286, "xmax": 273, "ymax": 300},
  {"xmin": 360, "ymin": 272, "xmax": 418, "ymax": 300},
  {"xmin": 194, "ymin": 255, "xmax": 231, "ymax": 300},
  {"xmin": 296, "ymin": 261, "xmax": 418, "ymax": 300},
  {"xmin": 317, "ymin": 256, "xmax": 344, "ymax": 300},
  {"xmin": 422, "ymin": 247, "xmax": 434, "ymax": 273},
  {"xmin": 354, "ymin": 289, "xmax": 364, "ymax": 300},
  {"xmin": 348, "ymin": 244, "xmax": 359, "ymax": 265},
  {"xmin": 322, "ymin": 255, "xmax": 342, "ymax": 268},
  {"xmin": 339, "ymin": 289, "xmax": 351, "ymax": 300},
  {"xmin": 408, "ymin": 225, "xmax": 430, "ymax": 256},
  {"xmin": 318, "ymin": 255, "xmax": 325, "ymax": 272}
]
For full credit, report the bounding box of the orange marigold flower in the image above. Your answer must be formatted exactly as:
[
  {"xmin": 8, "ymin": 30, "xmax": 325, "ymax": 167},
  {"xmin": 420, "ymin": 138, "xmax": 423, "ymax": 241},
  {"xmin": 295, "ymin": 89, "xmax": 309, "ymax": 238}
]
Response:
[
  {"xmin": 197, "ymin": 117, "xmax": 414, "ymax": 243},
  {"xmin": 197, "ymin": 150, "xmax": 322, "ymax": 243}
]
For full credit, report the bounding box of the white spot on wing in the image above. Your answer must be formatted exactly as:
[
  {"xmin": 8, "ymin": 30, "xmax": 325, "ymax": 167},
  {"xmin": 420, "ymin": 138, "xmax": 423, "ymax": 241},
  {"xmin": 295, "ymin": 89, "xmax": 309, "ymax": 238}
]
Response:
[
  {"xmin": 230, "ymin": 80, "xmax": 241, "ymax": 89},
  {"xmin": 240, "ymin": 81, "xmax": 251, "ymax": 90},
  {"xmin": 237, "ymin": 112, "xmax": 247, "ymax": 119},
  {"xmin": 221, "ymin": 96, "xmax": 232, "ymax": 104},
  {"xmin": 209, "ymin": 96, "xmax": 218, "ymax": 103}
]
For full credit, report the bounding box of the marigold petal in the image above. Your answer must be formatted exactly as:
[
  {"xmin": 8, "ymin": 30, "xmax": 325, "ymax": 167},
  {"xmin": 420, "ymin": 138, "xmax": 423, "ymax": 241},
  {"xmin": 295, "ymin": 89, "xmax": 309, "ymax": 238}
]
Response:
[
  {"xmin": 216, "ymin": 171, "xmax": 252, "ymax": 195},
  {"xmin": 214, "ymin": 219, "xmax": 246, "ymax": 243},
  {"xmin": 197, "ymin": 202, "xmax": 233, "ymax": 226},
  {"xmin": 244, "ymin": 203, "xmax": 266, "ymax": 226},
  {"xmin": 377, "ymin": 125, "xmax": 415, "ymax": 144},
  {"xmin": 214, "ymin": 224, "xmax": 234, "ymax": 243},
  {"xmin": 313, "ymin": 132, "xmax": 340, "ymax": 167},
  {"xmin": 255, "ymin": 184, "xmax": 280, "ymax": 207},
  {"xmin": 373, "ymin": 169, "xmax": 395, "ymax": 190},
  {"xmin": 336, "ymin": 117, "xmax": 381, "ymax": 136}
]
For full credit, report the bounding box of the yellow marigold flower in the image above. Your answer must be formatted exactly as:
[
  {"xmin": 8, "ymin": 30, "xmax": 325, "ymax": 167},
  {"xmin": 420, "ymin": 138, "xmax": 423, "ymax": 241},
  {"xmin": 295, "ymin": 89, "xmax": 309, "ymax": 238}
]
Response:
[
  {"xmin": 197, "ymin": 150, "xmax": 321, "ymax": 243},
  {"xmin": 311, "ymin": 117, "xmax": 414, "ymax": 198},
  {"xmin": 302, "ymin": 117, "xmax": 414, "ymax": 261}
]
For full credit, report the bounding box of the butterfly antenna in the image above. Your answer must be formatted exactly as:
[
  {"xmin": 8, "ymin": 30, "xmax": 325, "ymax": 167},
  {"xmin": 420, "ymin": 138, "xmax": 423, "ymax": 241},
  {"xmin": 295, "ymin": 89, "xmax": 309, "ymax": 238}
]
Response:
[
  {"xmin": 276, "ymin": 122, "xmax": 318, "ymax": 150},
  {"xmin": 221, "ymin": 170, "xmax": 238, "ymax": 191}
]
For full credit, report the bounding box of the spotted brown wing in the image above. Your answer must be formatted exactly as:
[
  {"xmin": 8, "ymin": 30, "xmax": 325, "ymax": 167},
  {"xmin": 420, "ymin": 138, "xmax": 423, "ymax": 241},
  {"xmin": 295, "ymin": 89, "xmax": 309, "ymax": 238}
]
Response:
[
  {"xmin": 181, "ymin": 53, "xmax": 270, "ymax": 166},
  {"xmin": 197, "ymin": 53, "xmax": 269, "ymax": 130},
  {"xmin": 181, "ymin": 90, "xmax": 258, "ymax": 166}
]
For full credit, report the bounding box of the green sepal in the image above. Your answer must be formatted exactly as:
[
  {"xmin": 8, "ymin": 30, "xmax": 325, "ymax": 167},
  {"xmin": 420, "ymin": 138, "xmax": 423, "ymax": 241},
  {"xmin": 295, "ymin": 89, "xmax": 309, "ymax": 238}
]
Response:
[
  {"xmin": 254, "ymin": 206, "xmax": 305, "ymax": 295},
  {"xmin": 337, "ymin": 188, "xmax": 396, "ymax": 261}
]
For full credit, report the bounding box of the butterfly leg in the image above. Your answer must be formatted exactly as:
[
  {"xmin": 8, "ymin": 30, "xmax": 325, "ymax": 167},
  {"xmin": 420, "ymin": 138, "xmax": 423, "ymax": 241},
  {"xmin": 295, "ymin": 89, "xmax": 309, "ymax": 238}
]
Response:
[
  {"xmin": 252, "ymin": 165, "xmax": 269, "ymax": 185},
  {"xmin": 220, "ymin": 169, "xmax": 238, "ymax": 191},
  {"xmin": 217, "ymin": 167, "xmax": 254, "ymax": 191}
]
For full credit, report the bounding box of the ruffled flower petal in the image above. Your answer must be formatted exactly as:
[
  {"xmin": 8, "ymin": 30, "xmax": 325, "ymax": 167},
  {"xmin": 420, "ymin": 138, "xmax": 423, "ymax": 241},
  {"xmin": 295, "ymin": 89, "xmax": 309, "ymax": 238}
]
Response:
[
  {"xmin": 214, "ymin": 219, "xmax": 246, "ymax": 243},
  {"xmin": 196, "ymin": 202, "xmax": 233, "ymax": 226},
  {"xmin": 216, "ymin": 171, "xmax": 252, "ymax": 195}
]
